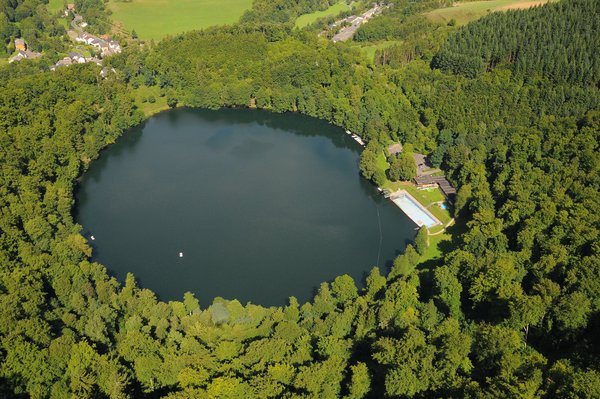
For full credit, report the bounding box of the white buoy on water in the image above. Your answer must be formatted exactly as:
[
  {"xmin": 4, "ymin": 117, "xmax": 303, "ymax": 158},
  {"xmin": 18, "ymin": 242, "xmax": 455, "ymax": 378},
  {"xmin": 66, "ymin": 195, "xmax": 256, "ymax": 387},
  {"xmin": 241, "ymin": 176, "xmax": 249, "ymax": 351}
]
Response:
[
  {"xmin": 90, "ymin": 235, "xmax": 95, "ymax": 241},
  {"xmin": 179, "ymin": 252, "xmax": 183, "ymax": 258}
]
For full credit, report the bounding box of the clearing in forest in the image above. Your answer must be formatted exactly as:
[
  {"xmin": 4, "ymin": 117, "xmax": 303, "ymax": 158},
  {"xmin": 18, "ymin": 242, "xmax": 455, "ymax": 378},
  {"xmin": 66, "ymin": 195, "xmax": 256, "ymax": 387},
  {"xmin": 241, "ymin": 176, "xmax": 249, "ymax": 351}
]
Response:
[
  {"xmin": 107, "ymin": 0, "xmax": 253, "ymax": 41},
  {"xmin": 425, "ymin": 0, "xmax": 554, "ymax": 25},
  {"xmin": 295, "ymin": 1, "xmax": 352, "ymax": 28}
]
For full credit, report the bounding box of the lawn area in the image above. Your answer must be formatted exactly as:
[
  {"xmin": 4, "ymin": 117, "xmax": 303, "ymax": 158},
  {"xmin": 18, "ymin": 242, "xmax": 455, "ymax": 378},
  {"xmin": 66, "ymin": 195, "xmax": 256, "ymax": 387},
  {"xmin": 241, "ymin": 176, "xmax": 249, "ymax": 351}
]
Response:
[
  {"xmin": 425, "ymin": 0, "xmax": 554, "ymax": 25},
  {"xmin": 57, "ymin": 18, "xmax": 69, "ymax": 30},
  {"xmin": 47, "ymin": 0, "xmax": 65, "ymax": 13},
  {"xmin": 132, "ymin": 86, "xmax": 169, "ymax": 117},
  {"xmin": 295, "ymin": 1, "xmax": 351, "ymax": 28},
  {"xmin": 352, "ymin": 40, "xmax": 401, "ymax": 62},
  {"xmin": 421, "ymin": 232, "xmax": 451, "ymax": 262},
  {"xmin": 107, "ymin": 0, "xmax": 253, "ymax": 41}
]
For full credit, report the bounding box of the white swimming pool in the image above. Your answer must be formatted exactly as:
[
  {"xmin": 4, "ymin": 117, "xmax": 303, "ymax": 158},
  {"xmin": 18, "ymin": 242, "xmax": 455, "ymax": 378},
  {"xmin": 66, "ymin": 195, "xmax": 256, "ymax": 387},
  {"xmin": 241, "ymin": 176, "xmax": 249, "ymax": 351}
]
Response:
[{"xmin": 392, "ymin": 192, "xmax": 440, "ymax": 228}]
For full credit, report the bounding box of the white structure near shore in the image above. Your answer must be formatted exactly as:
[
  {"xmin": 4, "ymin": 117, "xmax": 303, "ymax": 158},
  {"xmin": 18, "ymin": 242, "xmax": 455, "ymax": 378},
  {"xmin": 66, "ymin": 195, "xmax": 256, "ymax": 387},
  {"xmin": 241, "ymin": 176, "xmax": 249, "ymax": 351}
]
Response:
[{"xmin": 389, "ymin": 190, "xmax": 441, "ymax": 228}]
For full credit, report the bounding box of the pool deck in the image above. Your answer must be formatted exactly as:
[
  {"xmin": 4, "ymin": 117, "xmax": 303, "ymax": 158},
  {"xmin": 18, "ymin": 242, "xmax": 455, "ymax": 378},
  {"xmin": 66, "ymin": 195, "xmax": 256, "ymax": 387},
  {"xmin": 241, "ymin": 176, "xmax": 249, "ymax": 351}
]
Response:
[{"xmin": 389, "ymin": 189, "xmax": 442, "ymax": 228}]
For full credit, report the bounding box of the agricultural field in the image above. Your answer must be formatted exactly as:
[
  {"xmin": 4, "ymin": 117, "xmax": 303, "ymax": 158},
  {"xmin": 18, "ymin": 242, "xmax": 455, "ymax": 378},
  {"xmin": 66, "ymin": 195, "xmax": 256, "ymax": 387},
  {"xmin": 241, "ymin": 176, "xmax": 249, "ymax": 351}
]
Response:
[
  {"xmin": 295, "ymin": 1, "xmax": 352, "ymax": 28},
  {"xmin": 107, "ymin": 0, "xmax": 253, "ymax": 41},
  {"xmin": 425, "ymin": 0, "xmax": 554, "ymax": 25}
]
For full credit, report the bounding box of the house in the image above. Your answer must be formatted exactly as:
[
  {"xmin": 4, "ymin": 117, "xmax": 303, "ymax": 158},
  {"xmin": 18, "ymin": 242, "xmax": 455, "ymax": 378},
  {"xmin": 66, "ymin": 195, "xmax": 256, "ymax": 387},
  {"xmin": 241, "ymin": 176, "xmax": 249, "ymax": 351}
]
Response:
[
  {"xmin": 413, "ymin": 153, "xmax": 431, "ymax": 176},
  {"xmin": 50, "ymin": 57, "xmax": 73, "ymax": 70},
  {"xmin": 9, "ymin": 49, "xmax": 41, "ymax": 63},
  {"xmin": 15, "ymin": 39, "xmax": 26, "ymax": 51},
  {"xmin": 87, "ymin": 57, "xmax": 102, "ymax": 66},
  {"xmin": 414, "ymin": 176, "xmax": 457, "ymax": 200},
  {"xmin": 69, "ymin": 52, "xmax": 86, "ymax": 63},
  {"xmin": 9, "ymin": 50, "xmax": 27, "ymax": 63},
  {"xmin": 387, "ymin": 143, "xmax": 403, "ymax": 156},
  {"xmin": 64, "ymin": 4, "xmax": 75, "ymax": 16}
]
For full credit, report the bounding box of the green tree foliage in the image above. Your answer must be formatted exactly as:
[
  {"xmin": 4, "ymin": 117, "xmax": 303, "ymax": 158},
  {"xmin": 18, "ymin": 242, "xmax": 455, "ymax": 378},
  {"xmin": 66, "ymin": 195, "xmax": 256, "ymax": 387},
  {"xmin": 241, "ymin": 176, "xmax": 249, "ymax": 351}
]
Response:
[
  {"xmin": 0, "ymin": 0, "xmax": 66, "ymax": 55},
  {"xmin": 432, "ymin": 0, "xmax": 600, "ymax": 85},
  {"xmin": 388, "ymin": 149, "xmax": 416, "ymax": 181},
  {"xmin": 414, "ymin": 226, "xmax": 428, "ymax": 255}
]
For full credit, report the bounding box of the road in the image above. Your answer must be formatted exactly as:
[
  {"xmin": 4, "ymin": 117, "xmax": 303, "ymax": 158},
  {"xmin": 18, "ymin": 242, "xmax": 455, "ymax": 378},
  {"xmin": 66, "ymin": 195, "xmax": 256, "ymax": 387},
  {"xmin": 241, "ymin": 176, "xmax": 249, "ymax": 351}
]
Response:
[{"xmin": 331, "ymin": 4, "xmax": 385, "ymax": 43}]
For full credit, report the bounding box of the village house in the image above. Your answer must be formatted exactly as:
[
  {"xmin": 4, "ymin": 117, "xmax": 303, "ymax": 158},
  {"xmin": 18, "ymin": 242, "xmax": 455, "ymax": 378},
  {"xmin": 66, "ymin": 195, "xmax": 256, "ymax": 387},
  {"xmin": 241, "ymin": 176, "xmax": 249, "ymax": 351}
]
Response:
[
  {"xmin": 15, "ymin": 39, "xmax": 26, "ymax": 51},
  {"xmin": 64, "ymin": 3, "xmax": 75, "ymax": 16},
  {"xmin": 9, "ymin": 49, "xmax": 42, "ymax": 63},
  {"xmin": 69, "ymin": 52, "xmax": 86, "ymax": 63}
]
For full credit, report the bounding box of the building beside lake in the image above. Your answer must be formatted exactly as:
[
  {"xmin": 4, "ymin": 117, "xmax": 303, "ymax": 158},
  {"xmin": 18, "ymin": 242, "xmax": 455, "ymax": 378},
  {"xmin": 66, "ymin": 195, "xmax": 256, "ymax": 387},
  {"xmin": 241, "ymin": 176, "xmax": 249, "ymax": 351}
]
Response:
[{"xmin": 414, "ymin": 175, "xmax": 456, "ymax": 201}]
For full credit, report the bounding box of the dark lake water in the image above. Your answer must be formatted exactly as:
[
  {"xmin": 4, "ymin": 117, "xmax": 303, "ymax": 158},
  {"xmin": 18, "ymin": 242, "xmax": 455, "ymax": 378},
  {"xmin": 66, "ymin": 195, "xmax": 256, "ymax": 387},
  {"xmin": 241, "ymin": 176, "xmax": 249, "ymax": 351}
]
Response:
[{"xmin": 76, "ymin": 108, "xmax": 416, "ymax": 306}]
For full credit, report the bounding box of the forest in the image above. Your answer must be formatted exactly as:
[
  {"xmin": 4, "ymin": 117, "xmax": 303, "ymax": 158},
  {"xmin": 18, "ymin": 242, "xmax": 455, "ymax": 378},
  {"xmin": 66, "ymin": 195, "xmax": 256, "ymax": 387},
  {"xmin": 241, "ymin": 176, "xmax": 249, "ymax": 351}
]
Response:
[
  {"xmin": 0, "ymin": 0, "xmax": 66, "ymax": 55},
  {"xmin": 0, "ymin": 0, "xmax": 599, "ymax": 397}
]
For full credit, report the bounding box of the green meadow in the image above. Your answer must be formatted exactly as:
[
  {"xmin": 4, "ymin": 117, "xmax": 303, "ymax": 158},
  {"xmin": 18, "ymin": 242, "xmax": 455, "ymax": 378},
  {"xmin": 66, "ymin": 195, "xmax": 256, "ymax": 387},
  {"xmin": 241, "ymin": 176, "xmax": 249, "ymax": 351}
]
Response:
[
  {"xmin": 294, "ymin": 1, "xmax": 351, "ymax": 28},
  {"xmin": 47, "ymin": 0, "xmax": 65, "ymax": 13},
  {"xmin": 425, "ymin": 0, "xmax": 553, "ymax": 25},
  {"xmin": 107, "ymin": 0, "xmax": 253, "ymax": 41}
]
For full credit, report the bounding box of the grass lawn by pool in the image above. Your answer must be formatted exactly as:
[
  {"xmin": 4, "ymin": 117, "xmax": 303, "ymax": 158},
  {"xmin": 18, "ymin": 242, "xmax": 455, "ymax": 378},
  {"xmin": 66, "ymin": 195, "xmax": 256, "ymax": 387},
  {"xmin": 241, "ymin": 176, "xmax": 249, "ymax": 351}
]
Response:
[
  {"xmin": 107, "ymin": 0, "xmax": 253, "ymax": 41},
  {"xmin": 425, "ymin": 0, "xmax": 554, "ymax": 25},
  {"xmin": 295, "ymin": 1, "xmax": 352, "ymax": 28}
]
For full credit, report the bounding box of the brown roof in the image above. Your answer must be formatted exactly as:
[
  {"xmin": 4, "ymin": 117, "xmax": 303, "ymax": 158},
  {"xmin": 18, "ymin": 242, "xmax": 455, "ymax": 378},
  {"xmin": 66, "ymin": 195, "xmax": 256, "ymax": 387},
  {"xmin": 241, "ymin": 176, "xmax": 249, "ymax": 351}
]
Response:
[{"xmin": 414, "ymin": 175, "xmax": 457, "ymax": 196}]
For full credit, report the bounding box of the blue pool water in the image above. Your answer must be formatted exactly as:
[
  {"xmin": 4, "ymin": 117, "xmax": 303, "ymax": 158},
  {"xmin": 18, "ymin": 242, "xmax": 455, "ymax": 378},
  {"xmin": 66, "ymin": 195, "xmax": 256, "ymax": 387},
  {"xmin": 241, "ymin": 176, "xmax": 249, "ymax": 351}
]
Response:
[{"xmin": 392, "ymin": 193, "xmax": 440, "ymax": 228}]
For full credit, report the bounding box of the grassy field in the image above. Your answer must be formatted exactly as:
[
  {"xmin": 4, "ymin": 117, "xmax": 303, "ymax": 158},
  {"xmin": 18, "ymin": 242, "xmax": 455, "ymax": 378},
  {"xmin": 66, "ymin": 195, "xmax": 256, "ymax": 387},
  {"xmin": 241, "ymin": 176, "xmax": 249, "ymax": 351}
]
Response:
[
  {"xmin": 132, "ymin": 86, "xmax": 169, "ymax": 117},
  {"xmin": 295, "ymin": 1, "xmax": 351, "ymax": 28},
  {"xmin": 47, "ymin": 0, "xmax": 65, "ymax": 13},
  {"xmin": 421, "ymin": 232, "xmax": 451, "ymax": 262},
  {"xmin": 352, "ymin": 40, "xmax": 401, "ymax": 62},
  {"xmin": 107, "ymin": 0, "xmax": 253, "ymax": 41},
  {"xmin": 425, "ymin": 0, "xmax": 553, "ymax": 25}
]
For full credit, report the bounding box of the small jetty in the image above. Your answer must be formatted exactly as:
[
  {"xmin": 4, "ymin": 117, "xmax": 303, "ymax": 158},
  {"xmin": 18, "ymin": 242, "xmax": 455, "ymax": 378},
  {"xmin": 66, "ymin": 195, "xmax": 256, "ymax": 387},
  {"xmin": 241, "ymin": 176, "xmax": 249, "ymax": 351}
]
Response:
[{"xmin": 345, "ymin": 129, "xmax": 365, "ymax": 147}]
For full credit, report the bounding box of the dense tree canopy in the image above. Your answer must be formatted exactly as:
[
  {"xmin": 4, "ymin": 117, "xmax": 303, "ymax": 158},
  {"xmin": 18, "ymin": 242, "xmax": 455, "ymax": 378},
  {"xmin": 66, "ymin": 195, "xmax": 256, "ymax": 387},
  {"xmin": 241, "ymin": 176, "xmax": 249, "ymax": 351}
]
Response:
[{"xmin": 0, "ymin": 0, "xmax": 599, "ymax": 397}]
